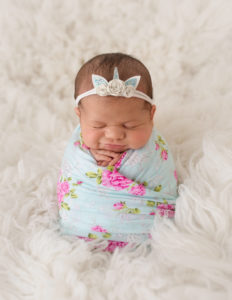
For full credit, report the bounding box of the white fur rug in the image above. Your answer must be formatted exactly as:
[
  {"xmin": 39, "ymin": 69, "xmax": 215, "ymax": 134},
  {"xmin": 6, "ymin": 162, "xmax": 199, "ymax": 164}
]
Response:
[{"xmin": 1, "ymin": 1, "xmax": 232, "ymax": 299}]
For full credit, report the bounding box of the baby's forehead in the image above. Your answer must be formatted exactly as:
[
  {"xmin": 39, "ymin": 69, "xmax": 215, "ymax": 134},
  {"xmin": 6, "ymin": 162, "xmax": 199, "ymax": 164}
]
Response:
[
  {"xmin": 81, "ymin": 95, "xmax": 146, "ymax": 110},
  {"xmin": 81, "ymin": 97, "xmax": 150, "ymax": 123}
]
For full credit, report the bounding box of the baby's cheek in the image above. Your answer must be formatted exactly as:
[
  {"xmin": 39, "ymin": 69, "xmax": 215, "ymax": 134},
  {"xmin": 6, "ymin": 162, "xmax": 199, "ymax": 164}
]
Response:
[
  {"xmin": 82, "ymin": 129, "xmax": 101, "ymax": 148},
  {"xmin": 129, "ymin": 129, "xmax": 151, "ymax": 149}
]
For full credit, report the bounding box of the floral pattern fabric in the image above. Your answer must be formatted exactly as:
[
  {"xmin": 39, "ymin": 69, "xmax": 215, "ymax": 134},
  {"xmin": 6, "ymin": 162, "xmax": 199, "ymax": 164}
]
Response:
[{"xmin": 57, "ymin": 124, "xmax": 178, "ymax": 245}]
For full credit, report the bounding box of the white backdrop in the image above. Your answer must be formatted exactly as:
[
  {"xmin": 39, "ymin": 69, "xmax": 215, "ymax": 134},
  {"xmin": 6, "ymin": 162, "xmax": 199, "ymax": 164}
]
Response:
[{"xmin": 0, "ymin": 0, "xmax": 232, "ymax": 299}]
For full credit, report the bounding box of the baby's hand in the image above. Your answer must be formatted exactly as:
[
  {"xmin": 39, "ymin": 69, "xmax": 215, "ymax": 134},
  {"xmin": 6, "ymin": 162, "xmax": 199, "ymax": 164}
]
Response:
[{"xmin": 90, "ymin": 149, "xmax": 123, "ymax": 167}]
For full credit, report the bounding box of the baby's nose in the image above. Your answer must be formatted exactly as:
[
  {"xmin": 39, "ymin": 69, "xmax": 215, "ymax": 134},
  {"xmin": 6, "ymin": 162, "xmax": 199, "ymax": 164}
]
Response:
[{"xmin": 105, "ymin": 126, "xmax": 125, "ymax": 140}]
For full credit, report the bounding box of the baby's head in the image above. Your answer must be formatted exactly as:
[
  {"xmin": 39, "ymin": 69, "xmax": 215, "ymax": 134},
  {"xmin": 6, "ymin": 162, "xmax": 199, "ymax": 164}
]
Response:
[{"xmin": 74, "ymin": 53, "xmax": 156, "ymax": 152}]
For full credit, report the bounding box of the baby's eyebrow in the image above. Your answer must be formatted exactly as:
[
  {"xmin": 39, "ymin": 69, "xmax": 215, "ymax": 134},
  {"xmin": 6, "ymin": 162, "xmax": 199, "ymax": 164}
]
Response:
[
  {"xmin": 91, "ymin": 119, "xmax": 141, "ymax": 124},
  {"xmin": 92, "ymin": 120, "xmax": 140, "ymax": 125}
]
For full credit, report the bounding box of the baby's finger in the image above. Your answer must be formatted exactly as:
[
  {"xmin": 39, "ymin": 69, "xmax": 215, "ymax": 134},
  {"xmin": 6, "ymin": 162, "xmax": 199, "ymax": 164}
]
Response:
[
  {"xmin": 109, "ymin": 151, "xmax": 125, "ymax": 166},
  {"xmin": 94, "ymin": 154, "xmax": 112, "ymax": 162},
  {"xmin": 109, "ymin": 157, "xmax": 120, "ymax": 166},
  {"xmin": 95, "ymin": 149, "xmax": 122, "ymax": 158},
  {"xmin": 97, "ymin": 161, "xmax": 108, "ymax": 167},
  {"xmin": 102, "ymin": 161, "xmax": 109, "ymax": 167}
]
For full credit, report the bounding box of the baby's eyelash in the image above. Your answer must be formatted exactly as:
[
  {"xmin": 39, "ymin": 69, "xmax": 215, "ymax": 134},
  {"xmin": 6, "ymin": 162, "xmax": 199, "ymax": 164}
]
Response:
[
  {"xmin": 93, "ymin": 125, "xmax": 105, "ymax": 129},
  {"xmin": 92, "ymin": 124, "xmax": 141, "ymax": 129},
  {"xmin": 123, "ymin": 124, "xmax": 139, "ymax": 129}
]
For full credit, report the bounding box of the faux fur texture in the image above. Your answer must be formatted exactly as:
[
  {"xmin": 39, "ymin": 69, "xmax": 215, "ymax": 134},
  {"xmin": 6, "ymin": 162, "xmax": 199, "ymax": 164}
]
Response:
[{"xmin": 0, "ymin": 0, "xmax": 232, "ymax": 299}]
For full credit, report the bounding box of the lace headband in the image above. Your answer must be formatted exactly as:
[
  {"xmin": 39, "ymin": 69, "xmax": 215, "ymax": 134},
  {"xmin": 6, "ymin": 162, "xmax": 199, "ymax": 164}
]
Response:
[{"xmin": 75, "ymin": 67, "xmax": 154, "ymax": 106}]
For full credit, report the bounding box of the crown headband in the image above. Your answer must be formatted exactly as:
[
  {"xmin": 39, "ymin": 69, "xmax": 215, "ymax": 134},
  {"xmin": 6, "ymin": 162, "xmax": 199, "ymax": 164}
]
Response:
[{"xmin": 75, "ymin": 67, "xmax": 153, "ymax": 106}]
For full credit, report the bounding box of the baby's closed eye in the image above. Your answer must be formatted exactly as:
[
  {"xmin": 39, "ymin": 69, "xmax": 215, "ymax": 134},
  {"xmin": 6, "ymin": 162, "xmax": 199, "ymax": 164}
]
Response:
[
  {"xmin": 91, "ymin": 123, "xmax": 143, "ymax": 129},
  {"xmin": 123, "ymin": 123, "xmax": 144, "ymax": 129},
  {"xmin": 91, "ymin": 123, "xmax": 105, "ymax": 129}
]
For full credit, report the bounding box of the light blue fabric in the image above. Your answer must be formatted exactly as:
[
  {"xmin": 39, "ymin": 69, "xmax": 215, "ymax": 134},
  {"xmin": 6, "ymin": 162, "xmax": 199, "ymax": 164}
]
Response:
[{"xmin": 57, "ymin": 124, "xmax": 178, "ymax": 243}]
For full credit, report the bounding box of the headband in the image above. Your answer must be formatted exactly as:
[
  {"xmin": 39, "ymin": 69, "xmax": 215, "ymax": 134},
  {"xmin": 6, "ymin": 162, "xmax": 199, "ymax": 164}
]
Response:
[{"xmin": 75, "ymin": 67, "xmax": 154, "ymax": 106}]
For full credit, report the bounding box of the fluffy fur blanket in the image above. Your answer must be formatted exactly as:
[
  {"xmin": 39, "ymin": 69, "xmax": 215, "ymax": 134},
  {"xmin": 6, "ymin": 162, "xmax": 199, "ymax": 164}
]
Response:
[{"xmin": 0, "ymin": 1, "xmax": 232, "ymax": 299}]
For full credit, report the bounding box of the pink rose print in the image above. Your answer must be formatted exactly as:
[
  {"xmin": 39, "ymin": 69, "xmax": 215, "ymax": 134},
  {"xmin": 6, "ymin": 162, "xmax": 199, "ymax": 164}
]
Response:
[
  {"xmin": 157, "ymin": 204, "xmax": 175, "ymax": 210},
  {"xmin": 57, "ymin": 189, "xmax": 63, "ymax": 204},
  {"xmin": 158, "ymin": 209, "xmax": 175, "ymax": 218},
  {"xmin": 161, "ymin": 149, "xmax": 168, "ymax": 160},
  {"xmin": 129, "ymin": 184, "xmax": 146, "ymax": 196},
  {"xmin": 57, "ymin": 180, "xmax": 70, "ymax": 204},
  {"xmin": 74, "ymin": 141, "xmax": 80, "ymax": 146},
  {"xmin": 167, "ymin": 210, "xmax": 175, "ymax": 218},
  {"xmin": 61, "ymin": 181, "xmax": 70, "ymax": 194},
  {"xmin": 157, "ymin": 204, "xmax": 175, "ymax": 218},
  {"xmin": 155, "ymin": 143, "xmax": 160, "ymax": 150},
  {"xmin": 113, "ymin": 201, "xmax": 140, "ymax": 214},
  {"xmin": 82, "ymin": 143, "xmax": 90, "ymax": 150},
  {"xmin": 114, "ymin": 151, "xmax": 127, "ymax": 168},
  {"xmin": 113, "ymin": 202, "xmax": 125, "ymax": 210},
  {"xmin": 77, "ymin": 181, "xmax": 83, "ymax": 185},
  {"xmin": 174, "ymin": 170, "xmax": 178, "ymax": 182},
  {"xmin": 91, "ymin": 225, "xmax": 107, "ymax": 233},
  {"xmin": 158, "ymin": 209, "xmax": 165, "ymax": 217},
  {"xmin": 102, "ymin": 170, "xmax": 133, "ymax": 190},
  {"xmin": 149, "ymin": 212, "xmax": 156, "ymax": 215}
]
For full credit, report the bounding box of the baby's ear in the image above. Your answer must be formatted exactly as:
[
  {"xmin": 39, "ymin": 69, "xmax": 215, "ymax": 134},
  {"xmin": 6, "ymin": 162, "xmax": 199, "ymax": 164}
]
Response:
[
  {"xmin": 150, "ymin": 105, "xmax": 156, "ymax": 120},
  {"xmin": 74, "ymin": 106, "xmax": 81, "ymax": 117}
]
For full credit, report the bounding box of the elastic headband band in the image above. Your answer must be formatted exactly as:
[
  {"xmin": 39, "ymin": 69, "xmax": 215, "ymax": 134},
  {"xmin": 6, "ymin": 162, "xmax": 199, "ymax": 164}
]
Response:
[{"xmin": 75, "ymin": 67, "xmax": 154, "ymax": 106}]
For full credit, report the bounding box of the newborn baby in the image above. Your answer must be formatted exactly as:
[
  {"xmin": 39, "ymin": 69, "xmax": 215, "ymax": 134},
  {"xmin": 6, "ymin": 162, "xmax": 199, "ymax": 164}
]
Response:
[{"xmin": 57, "ymin": 52, "xmax": 178, "ymax": 252}]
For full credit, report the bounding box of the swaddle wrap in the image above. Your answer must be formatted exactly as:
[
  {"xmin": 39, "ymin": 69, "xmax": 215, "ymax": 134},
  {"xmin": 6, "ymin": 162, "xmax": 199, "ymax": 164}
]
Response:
[{"xmin": 57, "ymin": 124, "xmax": 178, "ymax": 243}]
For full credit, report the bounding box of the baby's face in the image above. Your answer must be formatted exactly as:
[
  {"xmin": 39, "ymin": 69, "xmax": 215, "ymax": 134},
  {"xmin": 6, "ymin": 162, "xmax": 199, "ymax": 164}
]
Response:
[{"xmin": 75, "ymin": 96, "xmax": 156, "ymax": 152}]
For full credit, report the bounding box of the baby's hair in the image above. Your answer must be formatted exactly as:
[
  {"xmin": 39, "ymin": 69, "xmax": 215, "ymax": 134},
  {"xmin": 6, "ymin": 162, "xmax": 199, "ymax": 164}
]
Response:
[{"xmin": 74, "ymin": 52, "xmax": 153, "ymax": 109}]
